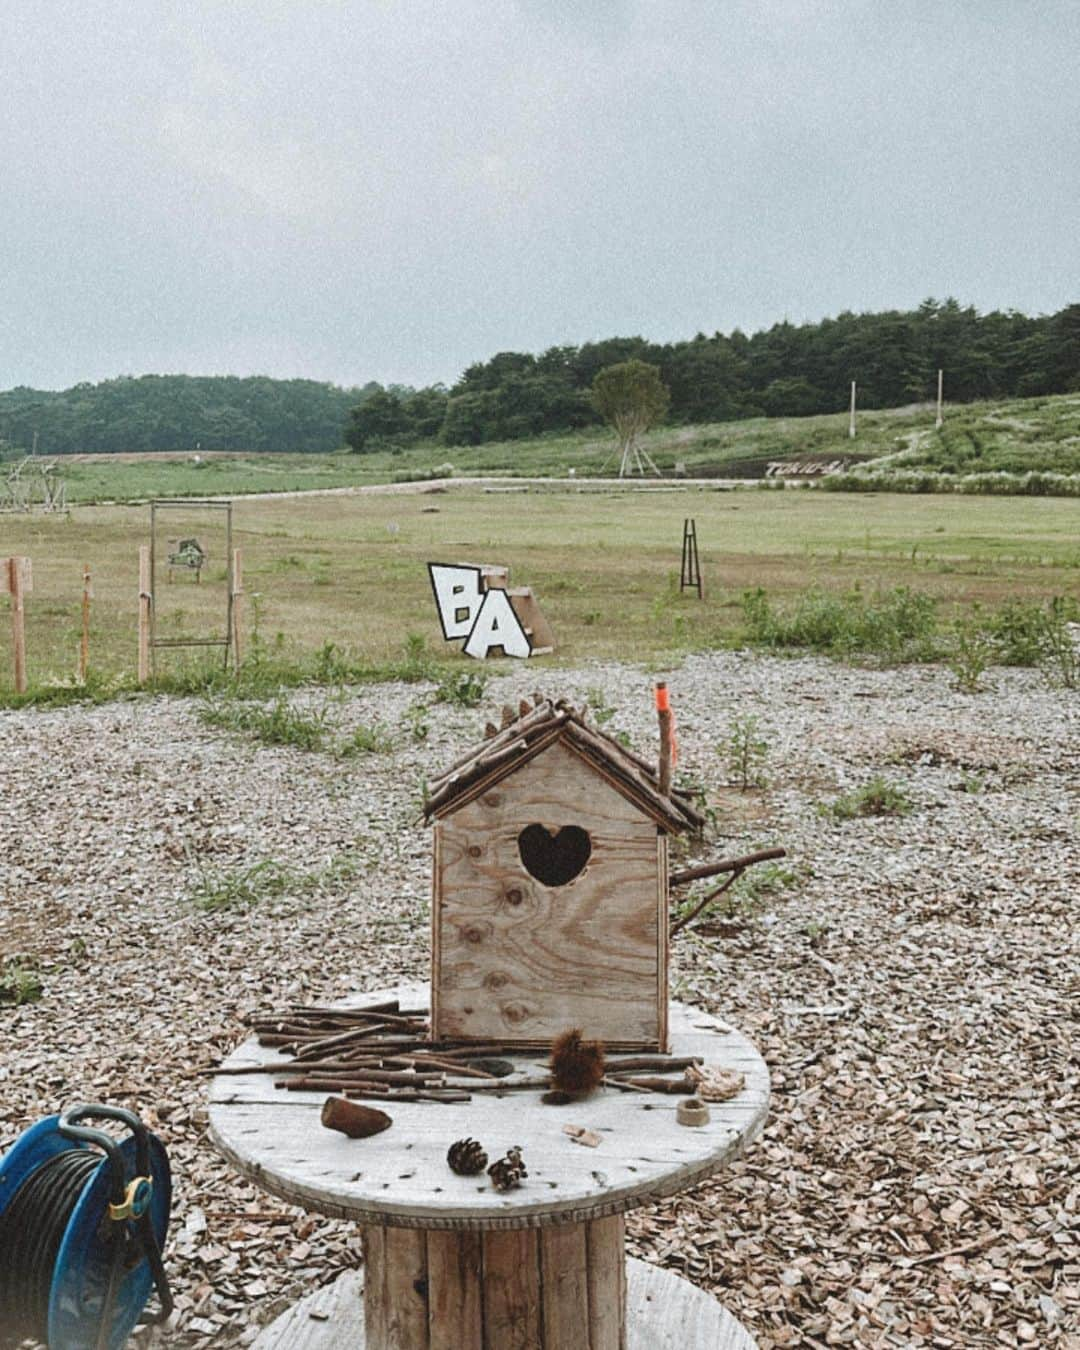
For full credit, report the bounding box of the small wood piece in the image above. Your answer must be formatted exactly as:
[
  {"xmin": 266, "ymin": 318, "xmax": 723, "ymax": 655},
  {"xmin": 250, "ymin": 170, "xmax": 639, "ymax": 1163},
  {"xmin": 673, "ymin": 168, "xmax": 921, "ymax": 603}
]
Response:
[
  {"xmin": 320, "ymin": 1097, "xmax": 392, "ymax": 1138},
  {"xmin": 563, "ymin": 1124, "xmax": 602, "ymax": 1148}
]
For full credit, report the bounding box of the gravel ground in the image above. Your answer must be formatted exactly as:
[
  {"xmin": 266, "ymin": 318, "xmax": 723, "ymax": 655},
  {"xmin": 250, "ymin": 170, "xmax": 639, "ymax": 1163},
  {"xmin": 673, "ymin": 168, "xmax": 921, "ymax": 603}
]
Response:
[{"xmin": 1, "ymin": 652, "xmax": 1077, "ymax": 1348}]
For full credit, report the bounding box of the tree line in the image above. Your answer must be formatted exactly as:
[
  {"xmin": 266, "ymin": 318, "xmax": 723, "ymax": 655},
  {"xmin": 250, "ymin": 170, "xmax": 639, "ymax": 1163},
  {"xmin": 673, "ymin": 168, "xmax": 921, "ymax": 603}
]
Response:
[
  {"xmin": 1, "ymin": 299, "xmax": 1076, "ymax": 457},
  {"xmin": 0, "ymin": 374, "xmax": 376, "ymax": 456},
  {"xmin": 348, "ymin": 298, "xmax": 1080, "ymax": 450}
]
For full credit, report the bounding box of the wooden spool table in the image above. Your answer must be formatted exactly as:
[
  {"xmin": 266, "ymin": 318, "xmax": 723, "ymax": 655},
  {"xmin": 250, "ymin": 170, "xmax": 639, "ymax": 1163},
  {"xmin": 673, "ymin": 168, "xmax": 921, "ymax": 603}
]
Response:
[{"xmin": 208, "ymin": 984, "xmax": 769, "ymax": 1349}]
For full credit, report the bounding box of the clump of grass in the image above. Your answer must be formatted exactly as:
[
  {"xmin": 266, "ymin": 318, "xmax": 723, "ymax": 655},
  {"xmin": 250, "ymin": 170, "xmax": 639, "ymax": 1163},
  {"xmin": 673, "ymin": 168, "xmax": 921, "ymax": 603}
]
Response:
[
  {"xmin": 434, "ymin": 669, "xmax": 488, "ymax": 707},
  {"xmin": 0, "ymin": 957, "xmax": 44, "ymax": 1005},
  {"xmin": 742, "ymin": 584, "xmax": 941, "ymax": 664},
  {"xmin": 338, "ymin": 723, "xmax": 393, "ymax": 756},
  {"xmin": 822, "ymin": 776, "xmax": 912, "ymax": 820},
  {"xmin": 199, "ymin": 695, "xmax": 330, "ymax": 751},
  {"xmin": 190, "ymin": 852, "xmax": 360, "ymax": 912}
]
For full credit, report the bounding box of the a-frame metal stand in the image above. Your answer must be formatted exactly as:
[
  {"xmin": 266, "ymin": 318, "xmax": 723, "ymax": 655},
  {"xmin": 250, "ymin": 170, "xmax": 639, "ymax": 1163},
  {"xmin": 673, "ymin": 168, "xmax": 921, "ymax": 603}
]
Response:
[{"xmin": 680, "ymin": 517, "xmax": 703, "ymax": 599}]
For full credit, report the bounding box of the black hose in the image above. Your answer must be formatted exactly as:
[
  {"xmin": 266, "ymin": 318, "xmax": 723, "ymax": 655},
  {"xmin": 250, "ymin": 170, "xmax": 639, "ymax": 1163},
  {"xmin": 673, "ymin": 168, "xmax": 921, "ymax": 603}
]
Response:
[{"xmin": 0, "ymin": 1147, "xmax": 102, "ymax": 1344}]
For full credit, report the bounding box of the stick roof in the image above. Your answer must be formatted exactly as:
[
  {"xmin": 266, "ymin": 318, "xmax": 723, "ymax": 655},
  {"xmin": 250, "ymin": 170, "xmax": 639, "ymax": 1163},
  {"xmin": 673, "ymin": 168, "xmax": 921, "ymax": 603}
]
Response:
[{"xmin": 424, "ymin": 697, "xmax": 704, "ymax": 832}]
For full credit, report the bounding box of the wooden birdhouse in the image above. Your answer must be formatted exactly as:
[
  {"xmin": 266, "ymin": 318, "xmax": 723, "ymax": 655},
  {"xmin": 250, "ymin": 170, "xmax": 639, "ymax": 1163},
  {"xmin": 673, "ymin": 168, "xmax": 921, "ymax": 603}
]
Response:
[{"xmin": 424, "ymin": 697, "xmax": 703, "ymax": 1051}]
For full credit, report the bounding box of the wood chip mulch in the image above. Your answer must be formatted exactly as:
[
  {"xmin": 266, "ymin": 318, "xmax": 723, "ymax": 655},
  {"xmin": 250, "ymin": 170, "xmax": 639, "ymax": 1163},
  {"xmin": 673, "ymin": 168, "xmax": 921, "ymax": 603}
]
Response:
[{"xmin": 1, "ymin": 650, "xmax": 1076, "ymax": 1347}]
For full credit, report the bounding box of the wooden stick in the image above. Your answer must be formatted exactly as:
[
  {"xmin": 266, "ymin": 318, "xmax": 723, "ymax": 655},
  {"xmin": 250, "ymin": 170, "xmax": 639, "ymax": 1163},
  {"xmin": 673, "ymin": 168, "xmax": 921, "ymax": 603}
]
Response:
[
  {"xmin": 669, "ymin": 848, "xmax": 787, "ymax": 888},
  {"xmin": 79, "ymin": 563, "xmax": 91, "ymax": 684},
  {"xmin": 656, "ymin": 681, "xmax": 673, "ymax": 797},
  {"xmin": 605, "ymin": 1056, "xmax": 703, "ymax": 1074},
  {"xmin": 231, "ymin": 547, "xmax": 243, "ymax": 669},
  {"xmin": 137, "ymin": 545, "xmax": 151, "ymax": 684},
  {"xmin": 7, "ymin": 557, "xmax": 27, "ymax": 695}
]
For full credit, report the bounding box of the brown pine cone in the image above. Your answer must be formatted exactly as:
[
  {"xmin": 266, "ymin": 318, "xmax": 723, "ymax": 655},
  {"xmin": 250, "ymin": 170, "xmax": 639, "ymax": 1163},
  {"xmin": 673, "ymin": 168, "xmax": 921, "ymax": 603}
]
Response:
[
  {"xmin": 447, "ymin": 1137, "xmax": 488, "ymax": 1176},
  {"xmin": 487, "ymin": 1145, "xmax": 527, "ymax": 1192}
]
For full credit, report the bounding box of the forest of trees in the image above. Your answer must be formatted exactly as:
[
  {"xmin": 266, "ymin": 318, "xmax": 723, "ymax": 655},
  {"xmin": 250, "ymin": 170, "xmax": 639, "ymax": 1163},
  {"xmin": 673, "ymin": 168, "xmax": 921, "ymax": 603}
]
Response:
[
  {"xmin": 1, "ymin": 299, "xmax": 1077, "ymax": 457},
  {"xmin": 347, "ymin": 298, "xmax": 1080, "ymax": 450},
  {"xmin": 0, "ymin": 375, "xmax": 375, "ymax": 456}
]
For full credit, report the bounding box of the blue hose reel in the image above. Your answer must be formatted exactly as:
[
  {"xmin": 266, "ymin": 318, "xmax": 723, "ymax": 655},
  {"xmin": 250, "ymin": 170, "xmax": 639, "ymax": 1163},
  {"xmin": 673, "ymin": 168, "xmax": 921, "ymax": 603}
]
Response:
[{"xmin": 0, "ymin": 1104, "xmax": 172, "ymax": 1349}]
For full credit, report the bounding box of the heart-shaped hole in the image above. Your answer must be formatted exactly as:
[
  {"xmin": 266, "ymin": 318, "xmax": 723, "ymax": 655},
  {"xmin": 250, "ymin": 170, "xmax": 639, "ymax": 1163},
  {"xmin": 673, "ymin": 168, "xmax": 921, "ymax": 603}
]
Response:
[{"xmin": 517, "ymin": 823, "xmax": 592, "ymax": 888}]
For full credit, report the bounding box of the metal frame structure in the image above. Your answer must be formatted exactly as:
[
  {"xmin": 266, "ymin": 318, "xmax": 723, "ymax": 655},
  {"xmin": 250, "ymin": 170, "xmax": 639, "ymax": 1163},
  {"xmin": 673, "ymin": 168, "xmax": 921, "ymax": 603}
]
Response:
[
  {"xmin": 680, "ymin": 517, "xmax": 703, "ymax": 599},
  {"xmin": 149, "ymin": 500, "xmax": 233, "ymax": 676}
]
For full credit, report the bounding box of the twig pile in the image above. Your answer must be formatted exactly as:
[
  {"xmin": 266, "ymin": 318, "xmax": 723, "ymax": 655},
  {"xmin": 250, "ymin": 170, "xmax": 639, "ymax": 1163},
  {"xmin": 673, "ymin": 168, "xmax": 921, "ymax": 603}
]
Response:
[{"xmin": 212, "ymin": 999, "xmax": 702, "ymax": 1102}]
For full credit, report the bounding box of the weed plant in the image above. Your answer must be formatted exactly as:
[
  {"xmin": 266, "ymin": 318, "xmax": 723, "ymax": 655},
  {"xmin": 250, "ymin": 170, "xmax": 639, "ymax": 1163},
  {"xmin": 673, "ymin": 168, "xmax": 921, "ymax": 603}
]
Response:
[
  {"xmin": 722, "ymin": 714, "xmax": 769, "ymax": 789},
  {"xmin": 823, "ymin": 777, "xmax": 912, "ymax": 820},
  {"xmin": 949, "ymin": 614, "xmax": 992, "ymax": 692},
  {"xmin": 0, "ymin": 958, "xmax": 44, "ymax": 1005},
  {"xmin": 434, "ymin": 669, "xmax": 488, "ymax": 707}
]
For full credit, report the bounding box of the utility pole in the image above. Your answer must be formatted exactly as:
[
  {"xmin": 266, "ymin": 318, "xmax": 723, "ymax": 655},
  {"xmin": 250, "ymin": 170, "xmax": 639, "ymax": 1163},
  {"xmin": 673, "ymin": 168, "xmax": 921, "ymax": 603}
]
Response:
[
  {"xmin": 849, "ymin": 381, "xmax": 857, "ymax": 439},
  {"xmin": 935, "ymin": 369, "xmax": 944, "ymax": 429}
]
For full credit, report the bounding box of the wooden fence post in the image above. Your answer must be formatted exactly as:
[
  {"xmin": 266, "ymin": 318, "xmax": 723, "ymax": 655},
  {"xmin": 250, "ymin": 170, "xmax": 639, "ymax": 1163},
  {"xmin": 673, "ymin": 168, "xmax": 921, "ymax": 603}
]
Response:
[
  {"xmin": 79, "ymin": 564, "xmax": 92, "ymax": 683},
  {"xmin": 138, "ymin": 545, "xmax": 151, "ymax": 683},
  {"xmin": 231, "ymin": 548, "xmax": 243, "ymax": 670},
  {"xmin": 5, "ymin": 556, "xmax": 29, "ymax": 694}
]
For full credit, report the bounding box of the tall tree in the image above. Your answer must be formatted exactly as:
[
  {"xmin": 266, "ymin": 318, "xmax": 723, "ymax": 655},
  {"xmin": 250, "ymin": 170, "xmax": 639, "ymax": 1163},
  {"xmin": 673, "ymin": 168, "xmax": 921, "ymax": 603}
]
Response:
[{"xmin": 591, "ymin": 360, "xmax": 670, "ymax": 476}]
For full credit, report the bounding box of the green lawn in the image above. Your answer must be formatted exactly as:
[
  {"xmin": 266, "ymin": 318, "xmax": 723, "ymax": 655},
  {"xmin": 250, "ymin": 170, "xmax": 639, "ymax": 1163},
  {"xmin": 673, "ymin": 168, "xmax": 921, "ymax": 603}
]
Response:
[
  {"xmin": 22, "ymin": 390, "xmax": 1080, "ymax": 506},
  {"xmin": 2, "ymin": 485, "xmax": 1076, "ymax": 695}
]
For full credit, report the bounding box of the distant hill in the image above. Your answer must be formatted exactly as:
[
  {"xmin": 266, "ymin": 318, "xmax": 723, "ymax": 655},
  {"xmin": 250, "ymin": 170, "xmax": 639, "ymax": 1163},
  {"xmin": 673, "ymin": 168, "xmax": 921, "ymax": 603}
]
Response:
[
  {"xmin": 2, "ymin": 298, "xmax": 1077, "ymax": 457},
  {"xmin": 0, "ymin": 374, "xmax": 379, "ymax": 456}
]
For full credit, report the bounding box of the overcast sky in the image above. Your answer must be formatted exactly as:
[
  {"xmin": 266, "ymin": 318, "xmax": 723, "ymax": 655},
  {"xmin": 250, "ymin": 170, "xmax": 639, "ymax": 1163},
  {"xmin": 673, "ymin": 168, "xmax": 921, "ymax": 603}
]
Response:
[{"xmin": 3, "ymin": 1, "xmax": 1078, "ymax": 391}]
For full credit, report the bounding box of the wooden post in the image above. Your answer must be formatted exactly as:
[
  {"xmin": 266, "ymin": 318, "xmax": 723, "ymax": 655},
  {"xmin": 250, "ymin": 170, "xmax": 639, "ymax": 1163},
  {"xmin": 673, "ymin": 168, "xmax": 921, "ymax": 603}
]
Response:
[
  {"xmin": 78, "ymin": 564, "xmax": 92, "ymax": 683},
  {"xmin": 848, "ymin": 380, "xmax": 857, "ymax": 439},
  {"xmin": 656, "ymin": 681, "xmax": 673, "ymax": 797},
  {"xmin": 6, "ymin": 557, "xmax": 28, "ymax": 694},
  {"xmin": 935, "ymin": 367, "xmax": 944, "ymax": 429},
  {"xmin": 360, "ymin": 1217, "xmax": 625, "ymax": 1349},
  {"xmin": 231, "ymin": 547, "xmax": 243, "ymax": 670},
  {"xmin": 138, "ymin": 545, "xmax": 151, "ymax": 684}
]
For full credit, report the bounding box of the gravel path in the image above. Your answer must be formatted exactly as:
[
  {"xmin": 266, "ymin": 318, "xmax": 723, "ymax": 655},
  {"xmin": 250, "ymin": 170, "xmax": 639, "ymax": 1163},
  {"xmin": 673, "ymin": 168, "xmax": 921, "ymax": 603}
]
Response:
[{"xmin": 1, "ymin": 653, "xmax": 1076, "ymax": 1348}]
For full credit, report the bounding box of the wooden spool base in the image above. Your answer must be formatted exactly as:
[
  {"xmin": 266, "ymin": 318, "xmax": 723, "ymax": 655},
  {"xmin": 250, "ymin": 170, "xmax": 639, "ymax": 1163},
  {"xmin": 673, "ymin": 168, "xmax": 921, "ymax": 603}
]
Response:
[{"xmin": 252, "ymin": 1254, "xmax": 756, "ymax": 1350}]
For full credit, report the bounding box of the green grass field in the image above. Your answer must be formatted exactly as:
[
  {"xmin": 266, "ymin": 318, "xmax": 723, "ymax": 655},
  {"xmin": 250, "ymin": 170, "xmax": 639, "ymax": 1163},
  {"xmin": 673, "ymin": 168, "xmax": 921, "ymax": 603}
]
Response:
[
  {"xmin": 2, "ymin": 484, "xmax": 1077, "ymax": 697},
  {"xmin": 21, "ymin": 390, "xmax": 1080, "ymax": 505}
]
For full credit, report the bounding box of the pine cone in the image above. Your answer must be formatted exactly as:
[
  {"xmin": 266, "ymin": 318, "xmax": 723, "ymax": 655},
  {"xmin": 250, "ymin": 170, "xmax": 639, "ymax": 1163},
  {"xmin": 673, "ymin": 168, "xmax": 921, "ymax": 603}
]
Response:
[
  {"xmin": 447, "ymin": 1137, "xmax": 488, "ymax": 1176},
  {"xmin": 487, "ymin": 1145, "xmax": 527, "ymax": 1192}
]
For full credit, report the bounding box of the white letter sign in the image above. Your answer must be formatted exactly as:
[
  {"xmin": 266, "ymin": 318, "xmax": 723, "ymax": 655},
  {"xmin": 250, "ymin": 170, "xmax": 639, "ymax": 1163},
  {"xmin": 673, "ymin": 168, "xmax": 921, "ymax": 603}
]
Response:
[{"xmin": 427, "ymin": 563, "xmax": 533, "ymax": 660}]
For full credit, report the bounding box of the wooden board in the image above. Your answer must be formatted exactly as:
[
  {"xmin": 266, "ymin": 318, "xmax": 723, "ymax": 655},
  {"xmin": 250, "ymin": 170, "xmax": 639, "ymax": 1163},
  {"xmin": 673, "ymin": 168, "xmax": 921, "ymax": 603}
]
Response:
[
  {"xmin": 250, "ymin": 1260, "xmax": 757, "ymax": 1348},
  {"xmin": 209, "ymin": 984, "xmax": 769, "ymax": 1232},
  {"xmin": 433, "ymin": 741, "xmax": 665, "ymax": 1048}
]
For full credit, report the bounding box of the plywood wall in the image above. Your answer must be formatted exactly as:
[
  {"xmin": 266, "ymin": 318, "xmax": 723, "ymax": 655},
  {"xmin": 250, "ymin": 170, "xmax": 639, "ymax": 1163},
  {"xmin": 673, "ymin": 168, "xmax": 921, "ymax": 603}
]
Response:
[{"xmin": 432, "ymin": 740, "xmax": 668, "ymax": 1050}]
